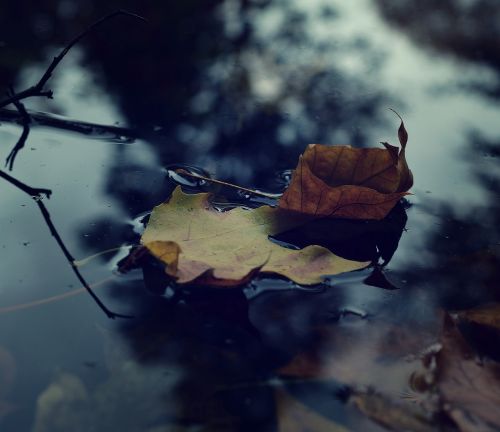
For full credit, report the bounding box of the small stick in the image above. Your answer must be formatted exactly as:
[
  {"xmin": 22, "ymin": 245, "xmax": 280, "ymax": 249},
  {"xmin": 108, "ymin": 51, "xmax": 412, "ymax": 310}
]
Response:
[
  {"xmin": 5, "ymin": 86, "xmax": 31, "ymax": 170},
  {"xmin": 0, "ymin": 107, "xmax": 138, "ymax": 139},
  {"xmin": 0, "ymin": 170, "xmax": 131, "ymax": 319},
  {"xmin": 176, "ymin": 169, "xmax": 280, "ymax": 199},
  {"xmin": 0, "ymin": 10, "xmax": 146, "ymax": 109},
  {"xmin": 0, "ymin": 169, "xmax": 51, "ymax": 198}
]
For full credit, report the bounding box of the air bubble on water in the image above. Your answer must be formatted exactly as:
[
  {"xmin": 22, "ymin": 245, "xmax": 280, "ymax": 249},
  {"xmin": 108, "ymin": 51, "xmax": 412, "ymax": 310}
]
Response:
[
  {"xmin": 236, "ymin": 190, "xmax": 252, "ymax": 199},
  {"xmin": 164, "ymin": 164, "xmax": 211, "ymax": 188},
  {"xmin": 339, "ymin": 306, "xmax": 368, "ymax": 319},
  {"xmin": 129, "ymin": 211, "xmax": 150, "ymax": 234}
]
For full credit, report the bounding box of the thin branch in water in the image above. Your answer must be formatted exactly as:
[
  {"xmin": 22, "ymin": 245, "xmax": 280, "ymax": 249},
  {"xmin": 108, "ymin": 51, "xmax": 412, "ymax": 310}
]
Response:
[
  {"xmin": 0, "ymin": 170, "xmax": 51, "ymax": 198},
  {"xmin": 0, "ymin": 170, "xmax": 131, "ymax": 319},
  {"xmin": 5, "ymin": 86, "xmax": 31, "ymax": 170},
  {"xmin": 175, "ymin": 169, "xmax": 280, "ymax": 199},
  {"xmin": 0, "ymin": 107, "xmax": 138, "ymax": 140},
  {"xmin": 0, "ymin": 10, "xmax": 147, "ymax": 109}
]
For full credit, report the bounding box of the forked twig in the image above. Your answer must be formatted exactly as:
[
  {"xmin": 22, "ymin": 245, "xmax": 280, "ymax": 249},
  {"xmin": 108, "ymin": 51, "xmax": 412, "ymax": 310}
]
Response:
[
  {"xmin": 5, "ymin": 86, "xmax": 31, "ymax": 170},
  {"xmin": 0, "ymin": 10, "xmax": 144, "ymax": 317},
  {"xmin": 0, "ymin": 170, "xmax": 131, "ymax": 319},
  {"xmin": 0, "ymin": 10, "xmax": 146, "ymax": 109}
]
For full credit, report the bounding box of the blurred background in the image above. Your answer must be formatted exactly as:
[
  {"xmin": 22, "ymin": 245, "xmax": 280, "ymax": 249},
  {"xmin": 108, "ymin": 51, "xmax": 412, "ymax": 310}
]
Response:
[{"xmin": 1, "ymin": 1, "xmax": 499, "ymax": 430}]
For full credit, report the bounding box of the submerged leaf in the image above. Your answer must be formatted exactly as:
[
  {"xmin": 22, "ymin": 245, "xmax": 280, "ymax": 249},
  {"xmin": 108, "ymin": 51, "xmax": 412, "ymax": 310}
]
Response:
[
  {"xmin": 279, "ymin": 118, "xmax": 413, "ymax": 220},
  {"xmin": 349, "ymin": 390, "xmax": 437, "ymax": 432},
  {"xmin": 437, "ymin": 314, "xmax": 500, "ymax": 432},
  {"xmin": 454, "ymin": 303, "xmax": 500, "ymax": 331},
  {"xmin": 275, "ymin": 389, "xmax": 350, "ymax": 432},
  {"xmin": 141, "ymin": 187, "xmax": 368, "ymax": 286},
  {"xmin": 278, "ymin": 320, "xmax": 433, "ymax": 396}
]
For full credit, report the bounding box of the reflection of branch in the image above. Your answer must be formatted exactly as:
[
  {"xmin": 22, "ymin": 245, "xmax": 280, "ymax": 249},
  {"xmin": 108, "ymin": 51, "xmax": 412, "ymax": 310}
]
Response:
[
  {"xmin": 0, "ymin": 170, "xmax": 131, "ymax": 319},
  {"xmin": 5, "ymin": 87, "xmax": 31, "ymax": 170},
  {"xmin": 0, "ymin": 108, "xmax": 138, "ymax": 139},
  {"xmin": 0, "ymin": 10, "xmax": 146, "ymax": 109}
]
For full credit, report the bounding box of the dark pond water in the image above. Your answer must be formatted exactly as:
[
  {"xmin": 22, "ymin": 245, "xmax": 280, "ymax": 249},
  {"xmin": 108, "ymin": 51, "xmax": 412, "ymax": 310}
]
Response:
[{"xmin": 1, "ymin": 1, "xmax": 499, "ymax": 431}]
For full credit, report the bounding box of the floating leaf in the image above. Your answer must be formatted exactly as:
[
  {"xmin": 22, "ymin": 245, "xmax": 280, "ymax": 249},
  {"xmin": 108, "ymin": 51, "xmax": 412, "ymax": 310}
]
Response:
[
  {"xmin": 436, "ymin": 314, "xmax": 500, "ymax": 432},
  {"xmin": 279, "ymin": 117, "xmax": 412, "ymax": 220},
  {"xmin": 141, "ymin": 187, "xmax": 368, "ymax": 286}
]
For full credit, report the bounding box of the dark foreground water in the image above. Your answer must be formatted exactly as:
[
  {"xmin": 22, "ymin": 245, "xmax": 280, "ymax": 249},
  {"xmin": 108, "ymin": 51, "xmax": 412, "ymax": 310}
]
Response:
[{"xmin": 1, "ymin": 1, "xmax": 499, "ymax": 431}]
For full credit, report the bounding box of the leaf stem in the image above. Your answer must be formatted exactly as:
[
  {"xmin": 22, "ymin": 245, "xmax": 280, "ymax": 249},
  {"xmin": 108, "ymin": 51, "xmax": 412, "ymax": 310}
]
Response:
[{"xmin": 176, "ymin": 169, "xmax": 280, "ymax": 199}]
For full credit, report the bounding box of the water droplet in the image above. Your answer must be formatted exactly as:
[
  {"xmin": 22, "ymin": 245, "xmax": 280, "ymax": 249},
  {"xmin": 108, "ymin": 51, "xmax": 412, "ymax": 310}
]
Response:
[
  {"xmin": 339, "ymin": 306, "xmax": 368, "ymax": 319},
  {"xmin": 164, "ymin": 164, "xmax": 211, "ymax": 188},
  {"xmin": 236, "ymin": 190, "xmax": 252, "ymax": 199}
]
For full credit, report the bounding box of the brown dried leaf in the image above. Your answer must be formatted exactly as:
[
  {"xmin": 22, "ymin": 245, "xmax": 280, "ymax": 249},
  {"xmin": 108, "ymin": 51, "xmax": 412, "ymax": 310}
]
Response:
[
  {"xmin": 279, "ymin": 156, "xmax": 408, "ymax": 220},
  {"xmin": 279, "ymin": 118, "xmax": 413, "ymax": 220}
]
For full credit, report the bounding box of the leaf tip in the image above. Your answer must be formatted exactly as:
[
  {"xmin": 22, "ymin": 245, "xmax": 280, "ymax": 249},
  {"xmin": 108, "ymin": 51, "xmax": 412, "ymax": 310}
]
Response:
[{"xmin": 388, "ymin": 108, "xmax": 408, "ymax": 148}]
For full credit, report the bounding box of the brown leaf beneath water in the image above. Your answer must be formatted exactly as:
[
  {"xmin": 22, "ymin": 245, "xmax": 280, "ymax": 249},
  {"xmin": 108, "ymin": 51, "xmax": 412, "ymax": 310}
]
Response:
[
  {"xmin": 350, "ymin": 390, "xmax": 438, "ymax": 432},
  {"xmin": 454, "ymin": 303, "xmax": 500, "ymax": 331},
  {"xmin": 275, "ymin": 389, "xmax": 350, "ymax": 432},
  {"xmin": 279, "ymin": 117, "xmax": 412, "ymax": 220},
  {"xmin": 278, "ymin": 320, "xmax": 434, "ymax": 396},
  {"xmin": 437, "ymin": 314, "xmax": 500, "ymax": 432}
]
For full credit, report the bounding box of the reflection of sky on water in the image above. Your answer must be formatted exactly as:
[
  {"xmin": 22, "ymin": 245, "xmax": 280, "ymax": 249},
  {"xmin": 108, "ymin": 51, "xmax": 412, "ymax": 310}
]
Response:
[{"xmin": 0, "ymin": 0, "xmax": 499, "ymax": 430}]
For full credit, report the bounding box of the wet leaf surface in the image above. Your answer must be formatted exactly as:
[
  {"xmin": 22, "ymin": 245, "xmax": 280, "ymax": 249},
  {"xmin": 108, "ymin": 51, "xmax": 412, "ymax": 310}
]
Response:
[{"xmin": 141, "ymin": 186, "xmax": 368, "ymax": 286}]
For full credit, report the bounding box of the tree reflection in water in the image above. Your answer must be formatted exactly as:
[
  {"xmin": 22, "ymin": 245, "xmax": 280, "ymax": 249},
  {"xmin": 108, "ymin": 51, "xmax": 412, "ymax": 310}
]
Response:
[{"xmin": 1, "ymin": 0, "xmax": 500, "ymax": 430}]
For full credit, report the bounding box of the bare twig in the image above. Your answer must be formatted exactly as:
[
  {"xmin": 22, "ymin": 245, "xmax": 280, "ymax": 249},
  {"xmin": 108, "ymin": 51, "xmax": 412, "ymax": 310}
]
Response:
[
  {"xmin": 5, "ymin": 86, "xmax": 31, "ymax": 170},
  {"xmin": 0, "ymin": 169, "xmax": 51, "ymax": 198},
  {"xmin": 0, "ymin": 170, "xmax": 131, "ymax": 319},
  {"xmin": 0, "ymin": 10, "xmax": 146, "ymax": 109},
  {"xmin": 0, "ymin": 107, "xmax": 138, "ymax": 138}
]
